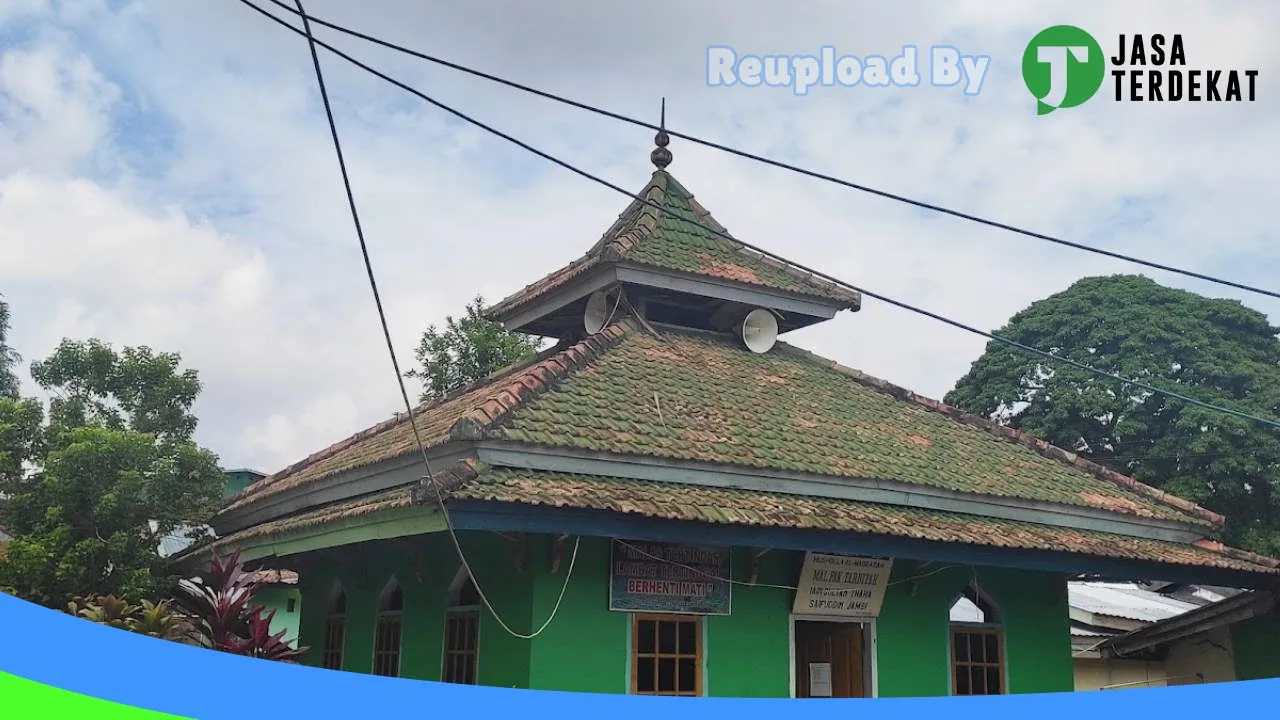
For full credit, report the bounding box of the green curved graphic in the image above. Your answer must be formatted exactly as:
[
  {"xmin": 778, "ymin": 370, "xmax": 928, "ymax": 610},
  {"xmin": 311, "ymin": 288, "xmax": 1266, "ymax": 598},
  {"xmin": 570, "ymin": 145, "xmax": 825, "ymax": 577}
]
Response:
[
  {"xmin": 1022, "ymin": 25, "xmax": 1105, "ymax": 114},
  {"xmin": 0, "ymin": 671, "xmax": 189, "ymax": 719}
]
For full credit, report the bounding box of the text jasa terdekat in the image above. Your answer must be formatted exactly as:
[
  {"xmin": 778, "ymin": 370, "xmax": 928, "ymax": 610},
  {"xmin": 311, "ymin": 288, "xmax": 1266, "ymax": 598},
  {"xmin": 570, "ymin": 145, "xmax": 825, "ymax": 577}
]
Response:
[{"xmin": 1112, "ymin": 34, "xmax": 1258, "ymax": 102}]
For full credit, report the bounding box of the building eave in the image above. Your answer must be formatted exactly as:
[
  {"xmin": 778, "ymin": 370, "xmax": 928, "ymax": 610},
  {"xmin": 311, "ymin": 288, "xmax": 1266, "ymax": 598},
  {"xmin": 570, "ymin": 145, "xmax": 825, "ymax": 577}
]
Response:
[
  {"xmin": 487, "ymin": 261, "xmax": 856, "ymax": 338},
  {"xmin": 1100, "ymin": 589, "xmax": 1278, "ymax": 657},
  {"xmin": 446, "ymin": 500, "xmax": 1280, "ymax": 589},
  {"xmin": 212, "ymin": 442, "xmax": 472, "ymax": 536},
  {"xmin": 475, "ymin": 442, "xmax": 1213, "ymax": 545}
]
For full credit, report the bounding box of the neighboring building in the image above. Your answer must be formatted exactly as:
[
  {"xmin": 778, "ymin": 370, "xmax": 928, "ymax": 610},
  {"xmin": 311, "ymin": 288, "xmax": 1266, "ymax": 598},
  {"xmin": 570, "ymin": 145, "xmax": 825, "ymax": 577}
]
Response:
[
  {"xmin": 1069, "ymin": 582, "xmax": 1202, "ymax": 690},
  {"xmin": 176, "ymin": 136, "xmax": 1280, "ymax": 698},
  {"xmin": 223, "ymin": 469, "xmax": 267, "ymax": 499},
  {"xmin": 251, "ymin": 569, "xmax": 303, "ymax": 649},
  {"xmin": 157, "ymin": 470, "xmax": 268, "ymax": 559},
  {"xmin": 1097, "ymin": 589, "xmax": 1280, "ymax": 686}
]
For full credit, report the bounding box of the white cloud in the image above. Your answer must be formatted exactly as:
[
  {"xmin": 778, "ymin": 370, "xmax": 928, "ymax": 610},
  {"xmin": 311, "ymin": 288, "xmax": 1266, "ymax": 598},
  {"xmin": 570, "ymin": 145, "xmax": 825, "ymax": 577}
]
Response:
[
  {"xmin": 2, "ymin": 0, "xmax": 1278, "ymax": 473},
  {"xmin": 0, "ymin": 40, "xmax": 120, "ymax": 175}
]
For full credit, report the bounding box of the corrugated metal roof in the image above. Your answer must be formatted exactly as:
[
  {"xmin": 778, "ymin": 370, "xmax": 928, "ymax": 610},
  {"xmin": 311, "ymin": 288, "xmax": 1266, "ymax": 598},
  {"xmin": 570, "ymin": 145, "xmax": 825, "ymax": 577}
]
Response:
[{"xmin": 1069, "ymin": 581, "xmax": 1200, "ymax": 623}]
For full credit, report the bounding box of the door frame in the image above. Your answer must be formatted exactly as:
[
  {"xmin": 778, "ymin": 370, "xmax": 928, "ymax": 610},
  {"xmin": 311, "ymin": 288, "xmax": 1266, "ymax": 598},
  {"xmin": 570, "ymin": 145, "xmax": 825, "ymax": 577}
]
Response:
[{"xmin": 788, "ymin": 614, "xmax": 878, "ymax": 698}]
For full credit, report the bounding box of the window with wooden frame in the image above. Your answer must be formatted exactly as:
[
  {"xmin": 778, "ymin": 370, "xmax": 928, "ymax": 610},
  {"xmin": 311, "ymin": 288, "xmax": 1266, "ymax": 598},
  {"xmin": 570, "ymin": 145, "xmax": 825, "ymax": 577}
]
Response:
[
  {"xmin": 631, "ymin": 614, "xmax": 702, "ymax": 697},
  {"xmin": 321, "ymin": 584, "xmax": 346, "ymax": 671},
  {"xmin": 949, "ymin": 585, "xmax": 1004, "ymax": 696},
  {"xmin": 372, "ymin": 579, "xmax": 404, "ymax": 677},
  {"xmin": 442, "ymin": 571, "xmax": 480, "ymax": 685}
]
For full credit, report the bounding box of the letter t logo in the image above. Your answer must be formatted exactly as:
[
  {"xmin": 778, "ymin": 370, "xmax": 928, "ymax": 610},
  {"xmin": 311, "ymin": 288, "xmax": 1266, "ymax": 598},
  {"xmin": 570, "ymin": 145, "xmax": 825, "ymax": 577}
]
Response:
[{"xmin": 1022, "ymin": 26, "xmax": 1106, "ymax": 115}]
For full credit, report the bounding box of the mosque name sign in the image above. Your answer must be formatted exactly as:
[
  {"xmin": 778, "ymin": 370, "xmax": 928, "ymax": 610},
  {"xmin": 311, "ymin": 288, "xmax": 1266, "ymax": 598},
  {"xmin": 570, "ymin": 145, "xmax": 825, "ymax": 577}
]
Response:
[{"xmin": 792, "ymin": 553, "xmax": 894, "ymax": 619}]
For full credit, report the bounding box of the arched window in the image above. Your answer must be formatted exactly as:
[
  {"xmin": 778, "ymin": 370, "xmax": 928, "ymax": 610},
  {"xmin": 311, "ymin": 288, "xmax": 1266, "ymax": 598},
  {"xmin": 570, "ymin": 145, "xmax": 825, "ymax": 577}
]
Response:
[
  {"xmin": 949, "ymin": 584, "xmax": 1004, "ymax": 695},
  {"xmin": 372, "ymin": 578, "xmax": 404, "ymax": 677},
  {"xmin": 442, "ymin": 568, "xmax": 480, "ymax": 685},
  {"xmin": 321, "ymin": 583, "xmax": 346, "ymax": 671}
]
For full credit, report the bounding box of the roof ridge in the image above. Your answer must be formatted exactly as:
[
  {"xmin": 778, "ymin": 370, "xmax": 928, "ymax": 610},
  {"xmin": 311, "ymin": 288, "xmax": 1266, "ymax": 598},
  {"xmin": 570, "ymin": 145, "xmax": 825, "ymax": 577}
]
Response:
[
  {"xmin": 449, "ymin": 319, "xmax": 634, "ymax": 441},
  {"xmin": 600, "ymin": 172, "xmax": 668, "ymax": 261},
  {"xmin": 1193, "ymin": 539, "xmax": 1280, "ymax": 569},
  {"xmin": 647, "ymin": 172, "xmax": 858, "ymax": 304},
  {"xmin": 485, "ymin": 176, "xmax": 665, "ymax": 318},
  {"xmin": 221, "ymin": 323, "xmax": 636, "ymax": 512},
  {"xmin": 486, "ymin": 170, "xmax": 860, "ymax": 321},
  {"xmin": 776, "ymin": 341, "xmax": 1227, "ymax": 530}
]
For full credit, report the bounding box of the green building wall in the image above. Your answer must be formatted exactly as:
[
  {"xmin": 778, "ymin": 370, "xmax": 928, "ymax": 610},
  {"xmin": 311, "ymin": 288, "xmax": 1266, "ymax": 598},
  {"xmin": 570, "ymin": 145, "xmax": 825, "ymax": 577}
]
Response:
[
  {"xmin": 294, "ymin": 532, "xmax": 1074, "ymax": 697},
  {"xmin": 1231, "ymin": 610, "xmax": 1280, "ymax": 681},
  {"xmin": 254, "ymin": 586, "xmax": 302, "ymax": 648}
]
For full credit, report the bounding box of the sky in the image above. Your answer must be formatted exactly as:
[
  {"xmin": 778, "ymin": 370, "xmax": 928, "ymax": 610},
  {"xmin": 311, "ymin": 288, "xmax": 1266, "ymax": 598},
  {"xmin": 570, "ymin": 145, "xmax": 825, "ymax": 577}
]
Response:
[{"xmin": 1, "ymin": 0, "xmax": 1277, "ymax": 475}]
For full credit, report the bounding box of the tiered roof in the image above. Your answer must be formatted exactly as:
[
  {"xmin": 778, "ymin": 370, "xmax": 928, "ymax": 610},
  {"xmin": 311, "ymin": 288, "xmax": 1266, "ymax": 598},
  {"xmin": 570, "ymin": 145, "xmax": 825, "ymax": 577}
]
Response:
[
  {"xmin": 487, "ymin": 170, "xmax": 860, "ymax": 323},
  {"xmin": 203, "ymin": 148, "xmax": 1280, "ymax": 581}
]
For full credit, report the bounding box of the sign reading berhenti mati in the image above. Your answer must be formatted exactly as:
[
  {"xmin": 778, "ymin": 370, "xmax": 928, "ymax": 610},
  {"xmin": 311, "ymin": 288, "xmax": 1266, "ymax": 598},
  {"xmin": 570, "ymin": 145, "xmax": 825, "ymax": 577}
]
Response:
[
  {"xmin": 792, "ymin": 553, "xmax": 893, "ymax": 619},
  {"xmin": 609, "ymin": 540, "xmax": 731, "ymax": 615}
]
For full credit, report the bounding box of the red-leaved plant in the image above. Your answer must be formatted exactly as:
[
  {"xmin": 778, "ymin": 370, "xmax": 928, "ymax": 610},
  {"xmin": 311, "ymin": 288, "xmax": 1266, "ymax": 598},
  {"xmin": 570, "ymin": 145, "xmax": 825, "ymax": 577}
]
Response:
[
  {"xmin": 174, "ymin": 548, "xmax": 307, "ymax": 662},
  {"xmin": 230, "ymin": 607, "xmax": 302, "ymax": 661}
]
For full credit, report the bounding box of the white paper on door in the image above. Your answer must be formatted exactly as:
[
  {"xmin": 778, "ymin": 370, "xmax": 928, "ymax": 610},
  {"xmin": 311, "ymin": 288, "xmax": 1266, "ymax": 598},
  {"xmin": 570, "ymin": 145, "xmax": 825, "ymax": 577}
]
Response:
[{"xmin": 808, "ymin": 662, "xmax": 833, "ymax": 697}]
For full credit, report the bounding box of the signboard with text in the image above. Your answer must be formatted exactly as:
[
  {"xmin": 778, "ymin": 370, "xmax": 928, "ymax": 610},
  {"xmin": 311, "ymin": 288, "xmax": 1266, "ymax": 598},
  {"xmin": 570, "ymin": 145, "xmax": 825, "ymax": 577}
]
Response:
[
  {"xmin": 791, "ymin": 553, "xmax": 893, "ymax": 619},
  {"xmin": 608, "ymin": 540, "xmax": 732, "ymax": 616}
]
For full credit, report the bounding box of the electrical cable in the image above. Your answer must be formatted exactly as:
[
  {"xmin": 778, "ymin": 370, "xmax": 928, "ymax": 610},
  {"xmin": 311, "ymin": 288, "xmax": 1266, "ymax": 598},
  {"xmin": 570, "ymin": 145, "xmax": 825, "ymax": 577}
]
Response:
[
  {"xmin": 615, "ymin": 540, "xmax": 955, "ymax": 591},
  {"xmin": 240, "ymin": 0, "xmax": 1280, "ymax": 435},
  {"xmin": 261, "ymin": 0, "xmax": 1280, "ymax": 303},
  {"xmin": 292, "ymin": 0, "xmax": 579, "ymax": 640}
]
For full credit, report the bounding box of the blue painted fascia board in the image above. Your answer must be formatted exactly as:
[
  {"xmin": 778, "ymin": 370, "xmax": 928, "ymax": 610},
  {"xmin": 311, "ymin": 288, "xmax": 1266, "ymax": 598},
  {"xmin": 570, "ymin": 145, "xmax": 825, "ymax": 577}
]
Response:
[{"xmin": 447, "ymin": 500, "xmax": 1277, "ymax": 589}]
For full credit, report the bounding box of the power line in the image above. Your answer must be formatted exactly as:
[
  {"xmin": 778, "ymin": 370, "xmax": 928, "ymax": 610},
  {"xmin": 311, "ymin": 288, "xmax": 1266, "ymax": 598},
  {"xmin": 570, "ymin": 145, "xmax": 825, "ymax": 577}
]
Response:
[
  {"xmin": 615, "ymin": 540, "xmax": 956, "ymax": 591},
  {"xmin": 291, "ymin": 0, "xmax": 580, "ymax": 640},
  {"xmin": 261, "ymin": 0, "xmax": 1280, "ymax": 304},
  {"xmin": 239, "ymin": 0, "xmax": 1280, "ymax": 435}
]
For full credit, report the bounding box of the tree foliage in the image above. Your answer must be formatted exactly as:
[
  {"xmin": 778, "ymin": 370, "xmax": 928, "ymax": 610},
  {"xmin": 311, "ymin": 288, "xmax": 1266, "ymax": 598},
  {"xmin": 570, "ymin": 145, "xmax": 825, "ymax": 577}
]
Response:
[
  {"xmin": 0, "ymin": 296, "xmax": 21, "ymax": 398},
  {"xmin": 407, "ymin": 295, "xmax": 544, "ymax": 402},
  {"xmin": 0, "ymin": 336, "xmax": 224, "ymax": 606},
  {"xmin": 945, "ymin": 275, "xmax": 1280, "ymax": 554},
  {"xmin": 31, "ymin": 339, "xmax": 201, "ymax": 442}
]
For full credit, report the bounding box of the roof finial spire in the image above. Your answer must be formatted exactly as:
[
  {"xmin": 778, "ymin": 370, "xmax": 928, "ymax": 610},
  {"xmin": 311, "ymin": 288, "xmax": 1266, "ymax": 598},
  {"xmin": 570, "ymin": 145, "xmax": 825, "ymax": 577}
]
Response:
[{"xmin": 650, "ymin": 97, "xmax": 672, "ymax": 170}]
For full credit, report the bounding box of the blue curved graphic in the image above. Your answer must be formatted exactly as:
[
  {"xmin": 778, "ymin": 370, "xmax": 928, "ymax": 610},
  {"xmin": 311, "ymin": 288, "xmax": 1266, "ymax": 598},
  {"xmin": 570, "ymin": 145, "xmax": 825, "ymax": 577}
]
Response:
[{"xmin": 0, "ymin": 591, "xmax": 1276, "ymax": 718}]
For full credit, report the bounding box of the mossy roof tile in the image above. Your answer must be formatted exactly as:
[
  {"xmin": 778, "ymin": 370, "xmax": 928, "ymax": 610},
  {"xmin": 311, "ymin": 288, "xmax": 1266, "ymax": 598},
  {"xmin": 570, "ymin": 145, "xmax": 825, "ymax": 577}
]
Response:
[
  {"xmin": 197, "ymin": 465, "xmax": 1278, "ymax": 575},
  {"xmin": 222, "ymin": 320, "xmax": 1223, "ymax": 533},
  {"xmin": 485, "ymin": 170, "xmax": 861, "ymax": 320}
]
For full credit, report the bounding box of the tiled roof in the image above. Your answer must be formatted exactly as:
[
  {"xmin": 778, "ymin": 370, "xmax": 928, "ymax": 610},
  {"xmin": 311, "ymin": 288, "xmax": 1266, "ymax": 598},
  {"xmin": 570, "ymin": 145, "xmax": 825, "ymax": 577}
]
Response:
[
  {"xmin": 201, "ymin": 464, "xmax": 1279, "ymax": 576},
  {"xmin": 455, "ymin": 469, "xmax": 1275, "ymax": 573},
  {"xmin": 219, "ymin": 327, "xmax": 627, "ymax": 515},
  {"xmin": 196, "ymin": 484, "xmax": 419, "ymax": 560},
  {"xmin": 222, "ymin": 320, "xmax": 1223, "ymax": 532},
  {"xmin": 485, "ymin": 170, "xmax": 861, "ymax": 320},
  {"xmin": 493, "ymin": 324, "xmax": 1219, "ymax": 527}
]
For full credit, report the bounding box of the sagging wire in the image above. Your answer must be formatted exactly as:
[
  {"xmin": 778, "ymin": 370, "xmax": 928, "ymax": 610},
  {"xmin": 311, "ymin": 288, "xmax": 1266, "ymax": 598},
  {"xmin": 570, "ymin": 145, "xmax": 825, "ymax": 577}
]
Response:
[
  {"xmin": 239, "ymin": 0, "xmax": 1280, "ymax": 435},
  {"xmin": 616, "ymin": 540, "xmax": 956, "ymax": 592},
  {"xmin": 263, "ymin": 0, "xmax": 1280, "ymax": 304},
  {"xmin": 291, "ymin": 0, "xmax": 579, "ymax": 640}
]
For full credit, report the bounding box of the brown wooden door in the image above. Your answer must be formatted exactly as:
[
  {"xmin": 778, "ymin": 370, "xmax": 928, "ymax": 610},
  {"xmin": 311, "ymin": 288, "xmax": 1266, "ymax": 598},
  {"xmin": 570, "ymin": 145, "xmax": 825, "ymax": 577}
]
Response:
[{"xmin": 794, "ymin": 621, "xmax": 866, "ymax": 698}]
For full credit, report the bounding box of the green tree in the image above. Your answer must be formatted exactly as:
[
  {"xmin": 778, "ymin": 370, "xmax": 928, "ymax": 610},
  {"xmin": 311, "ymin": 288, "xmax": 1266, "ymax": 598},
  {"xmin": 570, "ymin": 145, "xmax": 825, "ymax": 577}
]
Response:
[
  {"xmin": 31, "ymin": 339, "xmax": 201, "ymax": 442},
  {"xmin": 407, "ymin": 295, "xmax": 544, "ymax": 402},
  {"xmin": 0, "ymin": 339, "xmax": 224, "ymax": 606},
  {"xmin": 945, "ymin": 275, "xmax": 1280, "ymax": 554},
  {"xmin": 0, "ymin": 296, "xmax": 21, "ymax": 398}
]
